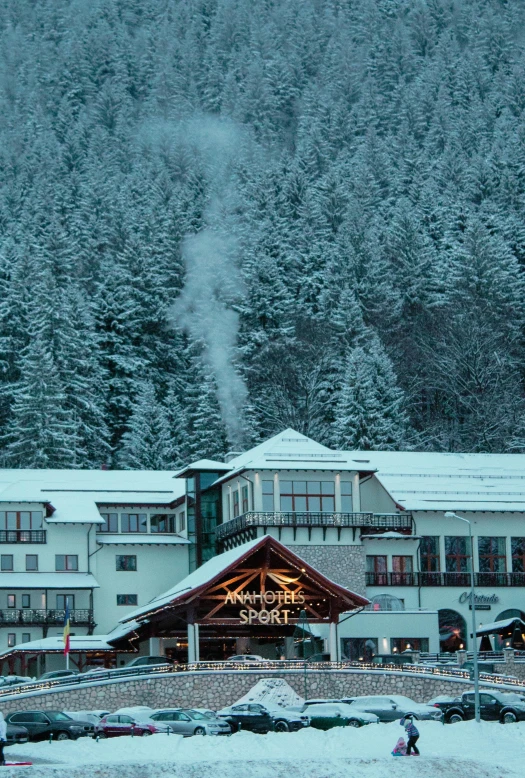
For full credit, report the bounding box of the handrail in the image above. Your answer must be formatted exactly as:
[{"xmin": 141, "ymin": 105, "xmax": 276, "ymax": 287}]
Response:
[
  {"xmin": 0, "ymin": 609, "xmax": 93, "ymax": 625},
  {"xmin": 0, "ymin": 657, "xmax": 523, "ymax": 698},
  {"xmin": 0, "ymin": 530, "xmax": 46, "ymax": 544}
]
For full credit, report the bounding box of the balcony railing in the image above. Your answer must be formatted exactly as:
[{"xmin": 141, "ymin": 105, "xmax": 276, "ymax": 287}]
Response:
[
  {"xmin": 367, "ymin": 571, "xmax": 525, "ymax": 587},
  {"xmin": 217, "ymin": 511, "xmax": 413, "ymax": 542},
  {"xmin": 0, "ymin": 609, "xmax": 94, "ymax": 625},
  {"xmin": 0, "ymin": 530, "xmax": 46, "ymax": 544}
]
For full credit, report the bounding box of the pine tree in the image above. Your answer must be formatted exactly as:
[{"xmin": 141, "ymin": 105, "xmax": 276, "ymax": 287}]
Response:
[{"xmin": 119, "ymin": 381, "xmax": 173, "ymax": 470}]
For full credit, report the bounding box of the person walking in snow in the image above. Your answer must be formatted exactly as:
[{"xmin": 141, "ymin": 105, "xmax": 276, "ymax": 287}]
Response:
[
  {"xmin": 401, "ymin": 716, "xmax": 420, "ymax": 756},
  {"xmin": 0, "ymin": 712, "xmax": 7, "ymax": 765}
]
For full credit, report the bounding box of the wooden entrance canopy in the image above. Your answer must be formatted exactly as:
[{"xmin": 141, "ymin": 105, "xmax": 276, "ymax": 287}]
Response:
[{"xmin": 114, "ymin": 536, "xmax": 369, "ymax": 647}]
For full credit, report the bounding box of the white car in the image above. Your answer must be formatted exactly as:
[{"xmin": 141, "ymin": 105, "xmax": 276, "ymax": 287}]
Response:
[
  {"xmin": 298, "ymin": 702, "xmax": 379, "ymax": 727},
  {"xmin": 226, "ymin": 655, "xmax": 269, "ymax": 663},
  {"xmin": 349, "ymin": 695, "xmax": 443, "ymax": 721}
]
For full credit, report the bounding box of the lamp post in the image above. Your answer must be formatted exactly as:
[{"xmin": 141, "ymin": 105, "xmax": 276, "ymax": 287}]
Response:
[{"xmin": 444, "ymin": 511, "xmax": 480, "ymax": 723}]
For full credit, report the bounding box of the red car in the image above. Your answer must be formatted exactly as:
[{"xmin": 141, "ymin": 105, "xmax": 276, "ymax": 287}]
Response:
[{"xmin": 95, "ymin": 713, "xmax": 167, "ymax": 738}]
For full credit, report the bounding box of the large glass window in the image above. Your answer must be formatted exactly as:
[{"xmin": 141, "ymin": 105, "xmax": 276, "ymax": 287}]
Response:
[
  {"xmin": 121, "ymin": 513, "xmax": 147, "ymax": 533},
  {"xmin": 0, "ymin": 511, "xmax": 43, "ymax": 530},
  {"xmin": 445, "ymin": 536, "xmax": 470, "ymax": 572},
  {"xmin": 262, "ymin": 480, "xmax": 274, "ymax": 512},
  {"xmin": 366, "ymin": 555, "xmax": 387, "ymax": 585},
  {"xmin": 478, "ymin": 537, "xmax": 506, "ymax": 572},
  {"xmin": 438, "ymin": 609, "xmax": 467, "ymax": 652},
  {"xmin": 391, "ymin": 638, "xmax": 429, "ymax": 653},
  {"xmin": 116, "ymin": 555, "xmax": 137, "ymax": 571},
  {"xmin": 99, "ymin": 513, "xmax": 118, "ymax": 533},
  {"xmin": 279, "ymin": 481, "xmax": 335, "ymax": 512},
  {"xmin": 55, "ymin": 555, "xmax": 78, "ymax": 571},
  {"xmin": 420, "ymin": 537, "xmax": 440, "ymax": 572},
  {"xmin": 341, "ymin": 637, "xmax": 378, "ymax": 661},
  {"xmin": 511, "ymin": 538, "xmax": 525, "ymax": 572},
  {"xmin": 341, "ymin": 481, "xmax": 352, "ymax": 512},
  {"xmin": 150, "ymin": 514, "xmax": 176, "ymax": 533}
]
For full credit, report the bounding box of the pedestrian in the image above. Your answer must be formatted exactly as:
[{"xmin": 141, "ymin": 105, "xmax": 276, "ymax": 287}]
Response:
[
  {"xmin": 401, "ymin": 716, "xmax": 420, "ymax": 756},
  {"xmin": 391, "ymin": 737, "xmax": 407, "ymax": 756},
  {"xmin": 0, "ymin": 711, "xmax": 7, "ymax": 765}
]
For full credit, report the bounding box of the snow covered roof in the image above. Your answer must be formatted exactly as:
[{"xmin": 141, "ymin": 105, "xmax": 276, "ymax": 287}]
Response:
[
  {"xmin": 1, "ymin": 635, "xmax": 115, "ymax": 655},
  {"xmin": 0, "ymin": 573, "xmax": 99, "ymax": 589},
  {"xmin": 120, "ymin": 534, "xmax": 368, "ymax": 624},
  {"xmin": 476, "ymin": 618, "xmax": 525, "ymax": 636},
  {"xmin": 96, "ymin": 534, "xmax": 190, "ymax": 545},
  {"xmin": 0, "ymin": 470, "xmax": 185, "ymax": 523}
]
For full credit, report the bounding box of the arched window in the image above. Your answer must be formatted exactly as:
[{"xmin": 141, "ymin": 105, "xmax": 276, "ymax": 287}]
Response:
[
  {"xmin": 438, "ymin": 609, "xmax": 467, "ymax": 652},
  {"xmin": 495, "ymin": 609, "xmax": 525, "ymax": 622},
  {"xmin": 491, "ymin": 610, "xmax": 525, "ymax": 649}
]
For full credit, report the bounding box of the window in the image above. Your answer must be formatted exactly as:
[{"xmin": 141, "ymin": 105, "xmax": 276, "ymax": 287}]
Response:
[
  {"xmin": 340, "ymin": 482, "xmax": 352, "ymax": 512},
  {"xmin": 25, "ymin": 554, "xmax": 38, "ymax": 571},
  {"xmin": 55, "ymin": 555, "xmax": 78, "ymax": 571},
  {"xmin": 1, "ymin": 555, "xmax": 13, "ymax": 571},
  {"xmin": 150, "ymin": 514, "xmax": 176, "ymax": 533},
  {"xmin": 21, "ymin": 633, "xmax": 30, "ymax": 643},
  {"xmin": 391, "ymin": 638, "xmax": 429, "ymax": 653},
  {"xmin": 438, "ymin": 609, "xmax": 467, "ymax": 652},
  {"xmin": 22, "ymin": 594, "xmax": 30, "ymax": 609},
  {"xmin": 0, "ymin": 511, "xmax": 43, "ymax": 531},
  {"xmin": 121, "ymin": 513, "xmax": 147, "ymax": 533},
  {"xmin": 177, "ymin": 512, "xmax": 186, "ymax": 533},
  {"xmin": 420, "ymin": 536, "xmax": 440, "ymax": 572},
  {"xmin": 279, "ymin": 481, "xmax": 335, "ymax": 512},
  {"xmin": 512, "ymin": 538, "xmax": 525, "ymax": 572},
  {"xmin": 445, "ymin": 536, "xmax": 470, "ymax": 572},
  {"xmin": 7, "ymin": 594, "xmax": 15, "ymax": 609},
  {"xmin": 262, "ymin": 480, "xmax": 274, "ymax": 512},
  {"xmin": 233, "ymin": 490, "xmax": 240, "ymax": 517},
  {"xmin": 478, "ymin": 537, "xmax": 506, "ymax": 572},
  {"xmin": 341, "ymin": 638, "xmax": 378, "ymax": 661},
  {"xmin": 99, "ymin": 513, "xmax": 118, "ymax": 533},
  {"xmin": 116, "ymin": 555, "xmax": 137, "ymax": 571},
  {"xmin": 56, "ymin": 595, "xmax": 74, "ymax": 610},
  {"xmin": 241, "ymin": 485, "xmax": 249, "ymax": 513},
  {"xmin": 7, "ymin": 634, "xmax": 15, "ymax": 648},
  {"xmin": 366, "ymin": 555, "xmax": 387, "ymax": 584},
  {"xmin": 116, "ymin": 594, "xmax": 138, "ymax": 606}
]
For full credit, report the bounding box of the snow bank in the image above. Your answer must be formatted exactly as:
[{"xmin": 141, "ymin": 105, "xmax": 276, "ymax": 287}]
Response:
[
  {"xmin": 6, "ymin": 719, "xmax": 522, "ymax": 777},
  {"xmin": 232, "ymin": 678, "xmax": 304, "ymax": 708}
]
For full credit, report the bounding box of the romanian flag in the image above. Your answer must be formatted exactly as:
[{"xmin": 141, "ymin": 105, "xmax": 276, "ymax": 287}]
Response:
[{"xmin": 63, "ymin": 603, "xmax": 71, "ymax": 655}]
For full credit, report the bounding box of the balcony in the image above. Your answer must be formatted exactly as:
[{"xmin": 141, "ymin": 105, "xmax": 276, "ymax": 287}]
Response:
[
  {"xmin": 0, "ymin": 609, "xmax": 94, "ymax": 626},
  {"xmin": 217, "ymin": 511, "xmax": 413, "ymax": 547},
  {"xmin": 0, "ymin": 530, "xmax": 46, "ymax": 544},
  {"xmin": 366, "ymin": 572, "xmax": 525, "ymax": 587}
]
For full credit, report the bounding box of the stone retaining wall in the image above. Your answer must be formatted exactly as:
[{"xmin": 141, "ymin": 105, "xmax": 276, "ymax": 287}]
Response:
[{"xmin": 0, "ymin": 669, "xmax": 482, "ymax": 714}]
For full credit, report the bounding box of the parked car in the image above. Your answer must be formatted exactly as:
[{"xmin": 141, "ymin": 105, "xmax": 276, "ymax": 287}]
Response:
[
  {"xmin": 225, "ymin": 655, "xmax": 270, "ymax": 663},
  {"xmin": 122, "ymin": 656, "xmax": 171, "ymax": 669},
  {"xmin": 38, "ymin": 670, "xmax": 78, "ymax": 682},
  {"xmin": 299, "ymin": 702, "xmax": 378, "ymax": 729},
  {"xmin": 217, "ymin": 703, "xmax": 274, "ymax": 733},
  {"xmin": 95, "ymin": 712, "xmax": 169, "ymax": 738},
  {"xmin": 257, "ymin": 704, "xmax": 310, "ymax": 732},
  {"xmin": 65, "ymin": 711, "xmax": 109, "ymax": 726},
  {"xmin": 348, "ymin": 695, "xmax": 443, "ymax": 722},
  {"xmin": 5, "ymin": 710, "xmax": 95, "ymax": 741},
  {"xmin": 0, "ymin": 675, "xmax": 33, "ymax": 687},
  {"xmin": 150, "ymin": 708, "xmax": 231, "ymax": 736},
  {"xmin": 5, "ymin": 724, "xmax": 29, "ymax": 746},
  {"xmin": 432, "ymin": 690, "xmax": 525, "ymax": 724}
]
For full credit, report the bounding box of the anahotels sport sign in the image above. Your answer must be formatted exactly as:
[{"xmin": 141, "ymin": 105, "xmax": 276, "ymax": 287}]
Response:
[{"xmin": 223, "ymin": 588, "xmax": 306, "ymax": 625}]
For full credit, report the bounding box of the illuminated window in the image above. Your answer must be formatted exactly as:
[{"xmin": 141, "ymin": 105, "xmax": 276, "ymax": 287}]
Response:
[{"xmin": 7, "ymin": 594, "xmax": 15, "ymax": 609}]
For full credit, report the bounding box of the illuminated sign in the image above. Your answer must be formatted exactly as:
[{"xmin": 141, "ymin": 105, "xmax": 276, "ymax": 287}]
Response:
[
  {"xmin": 458, "ymin": 592, "xmax": 499, "ymax": 609},
  {"xmin": 224, "ymin": 589, "xmax": 305, "ymax": 625}
]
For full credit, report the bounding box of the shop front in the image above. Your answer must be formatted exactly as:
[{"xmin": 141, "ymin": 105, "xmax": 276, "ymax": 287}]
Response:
[{"xmin": 114, "ymin": 535, "xmax": 369, "ymax": 661}]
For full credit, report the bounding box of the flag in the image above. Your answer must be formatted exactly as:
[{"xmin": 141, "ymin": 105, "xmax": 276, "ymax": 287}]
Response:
[{"xmin": 63, "ymin": 602, "xmax": 70, "ymax": 655}]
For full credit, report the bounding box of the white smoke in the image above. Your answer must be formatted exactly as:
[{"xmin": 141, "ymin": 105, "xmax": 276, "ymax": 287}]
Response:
[{"xmin": 171, "ymin": 117, "xmax": 249, "ymax": 447}]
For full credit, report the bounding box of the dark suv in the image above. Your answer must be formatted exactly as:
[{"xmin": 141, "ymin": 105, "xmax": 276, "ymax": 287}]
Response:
[
  {"xmin": 433, "ymin": 691, "xmax": 525, "ymax": 724},
  {"xmin": 6, "ymin": 710, "xmax": 95, "ymax": 740}
]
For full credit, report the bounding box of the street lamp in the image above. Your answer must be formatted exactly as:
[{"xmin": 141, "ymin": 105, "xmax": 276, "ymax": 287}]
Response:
[{"xmin": 444, "ymin": 511, "xmax": 480, "ymax": 723}]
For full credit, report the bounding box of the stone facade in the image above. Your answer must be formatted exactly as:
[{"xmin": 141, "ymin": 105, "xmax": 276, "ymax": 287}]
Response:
[
  {"xmin": 292, "ymin": 545, "xmax": 366, "ymax": 594},
  {"xmin": 0, "ymin": 668, "xmax": 504, "ymax": 716}
]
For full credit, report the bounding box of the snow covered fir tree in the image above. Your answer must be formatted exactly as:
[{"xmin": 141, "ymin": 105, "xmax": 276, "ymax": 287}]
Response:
[{"xmin": 1, "ymin": 0, "xmax": 525, "ymax": 466}]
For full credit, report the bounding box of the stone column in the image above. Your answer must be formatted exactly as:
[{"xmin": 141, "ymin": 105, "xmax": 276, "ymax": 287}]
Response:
[
  {"xmin": 503, "ymin": 647, "xmax": 515, "ymax": 665},
  {"xmin": 329, "ymin": 622, "xmax": 338, "ymax": 662},
  {"xmin": 456, "ymin": 649, "xmax": 467, "ymax": 667}
]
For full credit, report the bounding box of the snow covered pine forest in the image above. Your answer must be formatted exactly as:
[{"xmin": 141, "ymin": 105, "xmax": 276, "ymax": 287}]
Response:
[{"xmin": 1, "ymin": 0, "xmax": 524, "ymax": 469}]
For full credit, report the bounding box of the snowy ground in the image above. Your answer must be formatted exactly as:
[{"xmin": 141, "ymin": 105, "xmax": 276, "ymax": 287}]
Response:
[{"xmin": 5, "ymin": 720, "xmax": 522, "ymax": 778}]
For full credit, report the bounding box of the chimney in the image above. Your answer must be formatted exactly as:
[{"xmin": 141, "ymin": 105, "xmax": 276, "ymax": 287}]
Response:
[{"xmin": 224, "ymin": 451, "xmax": 242, "ymax": 463}]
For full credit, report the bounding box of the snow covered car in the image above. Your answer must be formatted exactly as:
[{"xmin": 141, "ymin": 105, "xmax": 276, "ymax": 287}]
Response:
[
  {"xmin": 217, "ymin": 703, "xmax": 307, "ymax": 733},
  {"xmin": 38, "ymin": 670, "xmax": 78, "ymax": 682},
  {"xmin": 299, "ymin": 702, "xmax": 378, "ymax": 729},
  {"xmin": 226, "ymin": 655, "xmax": 270, "ymax": 663},
  {"xmin": 150, "ymin": 709, "xmax": 231, "ymax": 736},
  {"xmin": 348, "ymin": 695, "xmax": 443, "ymax": 722},
  {"xmin": 95, "ymin": 712, "xmax": 169, "ymax": 738}
]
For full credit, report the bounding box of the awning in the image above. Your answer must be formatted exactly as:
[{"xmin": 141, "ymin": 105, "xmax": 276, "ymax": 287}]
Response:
[{"xmin": 476, "ymin": 618, "xmax": 525, "ymax": 637}]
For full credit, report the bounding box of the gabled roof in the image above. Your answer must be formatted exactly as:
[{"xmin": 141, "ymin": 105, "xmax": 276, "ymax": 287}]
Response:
[{"xmin": 121, "ymin": 534, "xmax": 368, "ymax": 624}]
